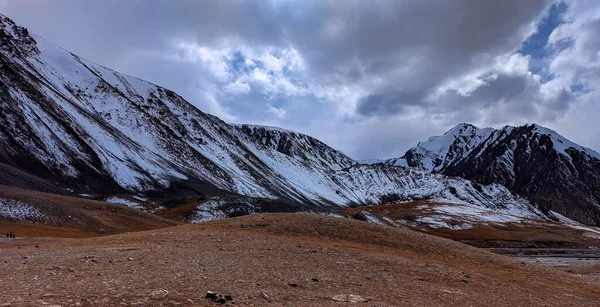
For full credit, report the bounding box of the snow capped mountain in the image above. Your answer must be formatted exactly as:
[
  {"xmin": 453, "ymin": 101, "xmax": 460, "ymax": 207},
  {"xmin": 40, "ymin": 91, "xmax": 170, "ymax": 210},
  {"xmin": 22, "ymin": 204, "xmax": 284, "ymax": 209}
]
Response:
[
  {"xmin": 383, "ymin": 123, "xmax": 496, "ymax": 171},
  {"xmin": 371, "ymin": 123, "xmax": 600, "ymax": 225},
  {"xmin": 0, "ymin": 14, "xmax": 557, "ymax": 223}
]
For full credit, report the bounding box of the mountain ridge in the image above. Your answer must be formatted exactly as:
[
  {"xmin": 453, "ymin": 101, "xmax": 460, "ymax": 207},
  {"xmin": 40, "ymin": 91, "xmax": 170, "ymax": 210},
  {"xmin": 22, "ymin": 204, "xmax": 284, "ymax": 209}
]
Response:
[
  {"xmin": 368, "ymin": 122, "xmax": 600, "ymax": 225},
  {"xmin": 0, "ymin": 13, "xmax": 546, "ymax": 222}
]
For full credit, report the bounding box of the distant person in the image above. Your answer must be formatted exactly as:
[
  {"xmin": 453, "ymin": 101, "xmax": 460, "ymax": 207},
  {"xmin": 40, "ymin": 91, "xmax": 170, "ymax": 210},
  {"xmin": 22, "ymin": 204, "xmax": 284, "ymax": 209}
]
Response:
[{"xmin": 5, "ymin": 233, "xmax": 8, "ymax": 238}]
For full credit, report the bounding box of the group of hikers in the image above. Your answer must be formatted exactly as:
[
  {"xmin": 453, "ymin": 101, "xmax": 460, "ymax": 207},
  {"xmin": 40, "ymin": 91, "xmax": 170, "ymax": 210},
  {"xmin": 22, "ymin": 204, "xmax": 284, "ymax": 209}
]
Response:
[{"xmin": 5, "ymin": 232, "xmax": 16, "ymax": 238}]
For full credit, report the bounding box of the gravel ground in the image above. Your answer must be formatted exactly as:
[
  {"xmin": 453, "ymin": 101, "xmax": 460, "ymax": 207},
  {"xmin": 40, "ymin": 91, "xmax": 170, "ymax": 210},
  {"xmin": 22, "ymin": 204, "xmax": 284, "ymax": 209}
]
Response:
[{"xmin": 1, "ymin": 213, "xmax": 599, "ymax": 306}]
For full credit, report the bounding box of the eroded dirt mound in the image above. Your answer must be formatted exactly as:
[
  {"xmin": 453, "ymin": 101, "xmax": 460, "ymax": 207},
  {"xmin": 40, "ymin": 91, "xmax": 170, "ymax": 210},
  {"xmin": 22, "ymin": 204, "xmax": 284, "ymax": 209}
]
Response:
[{"xmin": 1, "ymin": 213, "xmax": 599, "ymax": 306}]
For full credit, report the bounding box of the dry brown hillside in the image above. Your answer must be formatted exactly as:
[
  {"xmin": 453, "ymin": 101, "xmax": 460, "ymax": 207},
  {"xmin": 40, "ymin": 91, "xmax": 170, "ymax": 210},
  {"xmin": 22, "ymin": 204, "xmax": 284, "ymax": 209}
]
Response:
[
  {"xmin": 1, "ymin": 213, "xmax": 599, "ymax": 306},
  {"xmin": 0, "ymin": 185, "xmax": 178, "ymax": 237}
]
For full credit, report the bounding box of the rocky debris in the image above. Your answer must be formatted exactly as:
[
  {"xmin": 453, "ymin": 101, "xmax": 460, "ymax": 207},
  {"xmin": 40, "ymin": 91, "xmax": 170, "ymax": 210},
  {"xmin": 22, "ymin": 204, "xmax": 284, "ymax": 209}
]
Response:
[
  {"xmin": 205, "ymin": 291, "xmax": 233, "ymax": 304},
  {"xmin": 332, "ymin": 294, "xmax": 370, "ymax": 303},
  {"xmin": 148, "ymin": 289, "xmax": 169, "ymax": 300}
]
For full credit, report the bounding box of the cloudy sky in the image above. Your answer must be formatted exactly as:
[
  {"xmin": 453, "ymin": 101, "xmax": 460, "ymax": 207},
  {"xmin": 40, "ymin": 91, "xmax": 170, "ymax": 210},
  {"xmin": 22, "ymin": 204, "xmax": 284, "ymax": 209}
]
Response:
[{"xmin": 1, "ymin": 0, "xmax": 599, "ymax": 159}]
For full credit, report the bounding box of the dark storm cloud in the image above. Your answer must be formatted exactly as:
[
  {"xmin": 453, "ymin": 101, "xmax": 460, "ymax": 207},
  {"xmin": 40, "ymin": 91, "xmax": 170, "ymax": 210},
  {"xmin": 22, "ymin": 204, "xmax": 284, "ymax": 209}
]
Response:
[
  {"xmin": 435, "ymin": 73, "xmax": 574, "ymax": 124},
  {"xmin": 356, "ymin": 92, "xmax": 426, "ymax": 116},
  {"xmin": 1, "ymin": 0, "xmax": 549, "ymax": 83},
  {"xmin": 4, "ymin": 0, "xmax": 586, "ymax": 159},
  {"xmin": 0, "ymin": 1, "xmax": 288, "ymax": 63}
]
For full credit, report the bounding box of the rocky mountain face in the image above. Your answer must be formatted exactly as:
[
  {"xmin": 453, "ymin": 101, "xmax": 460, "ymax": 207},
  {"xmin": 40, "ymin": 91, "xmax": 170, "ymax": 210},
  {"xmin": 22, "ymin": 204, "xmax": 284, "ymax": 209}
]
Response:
[
  {"xmin": 374, "ymin": 123, "xmax": 600, "ymax": 225},
  {"xmin": 0, "ymin": 14, "xmax": 558, "ymax": 223}
]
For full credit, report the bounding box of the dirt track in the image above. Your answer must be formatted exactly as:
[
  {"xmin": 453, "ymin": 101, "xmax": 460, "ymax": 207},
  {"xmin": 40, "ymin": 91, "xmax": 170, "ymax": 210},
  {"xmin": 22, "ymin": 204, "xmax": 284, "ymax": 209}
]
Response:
[{"xmin": 1, "ymin": 213, "xmax": 599, "ymax": 306}]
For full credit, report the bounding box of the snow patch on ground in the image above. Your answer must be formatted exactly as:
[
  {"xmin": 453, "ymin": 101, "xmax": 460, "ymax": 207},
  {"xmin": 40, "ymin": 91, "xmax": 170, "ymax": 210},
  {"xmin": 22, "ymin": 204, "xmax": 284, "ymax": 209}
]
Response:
[
  {"xmin": 570, "ymin": 225, "xmax": 600, "ymax": 235},
  {"xmin": 132, "ymin": 195, "xmax": 148, "ymax": 202},
  {"xmin": 416, "ymin": 217, "xmax": 472, "ymax": 230},
  {"xmin": 190, "ymin": 200, "xmax": 229, "ymax": 223},
  {"xmin": 104, "ymin": 197, "xmax": 141, "ymax": 208},
  {"xmin": 314, "ymin": 212, "xmax": 346, "ymax": 219},
  {"xmin": 0, "ymin": 198, "xmax": 48, "ymax": 221}
]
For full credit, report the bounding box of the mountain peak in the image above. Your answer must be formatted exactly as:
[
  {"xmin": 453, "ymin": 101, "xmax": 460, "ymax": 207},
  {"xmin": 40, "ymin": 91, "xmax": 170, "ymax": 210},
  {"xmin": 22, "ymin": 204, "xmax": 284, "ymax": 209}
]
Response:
[
  {"xmin": 0, "ymin": 14, "xmax": 38, "ymax": 56},
  {"xmin": 366, "ymin": 122, "xmax": 600, "ymax": 225},
  {"xmin": 446, "ymin": 122, "xmax": 479, "ymax": 132},
  {"xmin": 523, "ymin": 123, "xmax": 600, "ymax": 160}
]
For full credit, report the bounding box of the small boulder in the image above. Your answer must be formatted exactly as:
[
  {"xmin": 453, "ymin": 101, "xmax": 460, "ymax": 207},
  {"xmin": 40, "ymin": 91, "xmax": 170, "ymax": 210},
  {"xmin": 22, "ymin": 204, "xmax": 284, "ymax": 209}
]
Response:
[
  {"xmin": 149, "ymin": 289, "xmax": 169, "ymax": 300},
  {"xmin": 205, "ymin": 291, "xmax": 232, "ymax": 304},
  {"xmin": 332, "ymin": 294, "xmax": 369, "ymax": 303},
  {"xmin": 205, "ymin": 291, "xmax": 218, "ymax": 300}
]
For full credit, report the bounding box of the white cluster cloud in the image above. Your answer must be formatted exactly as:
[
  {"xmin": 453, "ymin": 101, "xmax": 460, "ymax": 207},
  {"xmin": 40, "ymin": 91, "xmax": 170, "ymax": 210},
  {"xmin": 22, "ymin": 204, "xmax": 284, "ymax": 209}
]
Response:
[{"xmin": 545, "ymin": 0, "xmax": 600, "ymax": 150}]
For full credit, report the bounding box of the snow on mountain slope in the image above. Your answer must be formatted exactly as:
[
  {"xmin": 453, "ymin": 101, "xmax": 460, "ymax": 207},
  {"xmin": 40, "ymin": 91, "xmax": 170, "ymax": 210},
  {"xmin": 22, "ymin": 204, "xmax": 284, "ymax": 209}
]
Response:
[
  {"xmin": 529, "ymin": 124, "xmax": 600, "ymax": 161},
  {"xmin": 378, "ymin": 123, "xmax": 495, "ymax": 172},
  {"xmin": 367, "ymin": 123, "xmax": 600, "ymax": 225},
  {"xmin": 0, "ymin": 14, "xmax": 549, "ymax": 218}
]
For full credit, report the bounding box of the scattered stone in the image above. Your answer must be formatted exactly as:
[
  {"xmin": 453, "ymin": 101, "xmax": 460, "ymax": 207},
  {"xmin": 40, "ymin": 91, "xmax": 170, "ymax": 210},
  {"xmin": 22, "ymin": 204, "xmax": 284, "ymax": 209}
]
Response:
[
  {"xmin": 22, "ymin": 256, "xmax": 30, "ymax": 259},
  {"xmin": 288, "ymin": 282, "xmax": 299, "ymax": 287},
  {"xmin": 462, "ymin": 279, "xmax": 469, "ymax": 283},
  {"xmin": 259, "ymin": 291, "xmax": 270, "ymax": 300},
  {"xmin": 205, "ymin": 291, "xmax": 218, "ymax": 300},
  {"xmin": 332, "ymin": 294, "xmax": 369, "ymax": 303},
  {"xmin": 311, "ymin": 278, "xmax": 319, "ymax": 282},
  {"xmin": 127, "ymin": 257, "xmax": 134, "ymax": 261},
  {"xmin": 205, "ymin": 291, "xmax": 232, "ymax": 304},
  {"xmin": 149, "ymin": 289, "xmax": 169, "ymax": 300}
]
